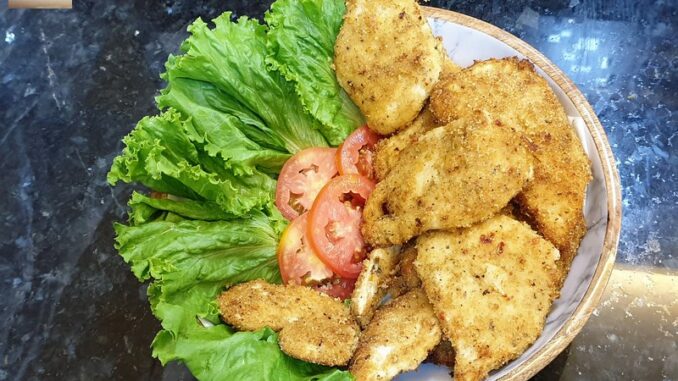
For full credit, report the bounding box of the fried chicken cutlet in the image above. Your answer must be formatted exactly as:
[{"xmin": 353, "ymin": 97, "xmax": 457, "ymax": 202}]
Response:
[
  {"xmin": 351, "ymin": 246, "xmax": 402, "ymax": 328},
  {"xmin": 350, "ymin": 289, "xmax": 441, "ymax": 381},
  {"xmin": 218, "ymin": 280, "xmax": 360, "ymax": 366},
  {"xmin": 373, "ymin": 58, "xmax": 459, "ymax": 180},
  {"xmin": 363, "ymin": 113, "xmax": 534, "ymax": 246},
  {"xmin": 334, "ymin": 0, "xmax": 445, "ymax": 134},
  {"xmin": 429, "ymin": 58, "xmax": 592, "ymax": 275},
  {"xmin": 415, "ymin": 216, "xmax": 561, "ymax": 381},
  {"xmin": 374, "ymin": 245, "xmax": 457, "ymax": 371},
  {"xmin": 373, "ymin": 106, "xmax": 438, "ymax": 180}
]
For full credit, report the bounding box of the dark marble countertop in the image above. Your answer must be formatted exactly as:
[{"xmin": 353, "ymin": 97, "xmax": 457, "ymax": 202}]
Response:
[{"xmin": 0, "ymin": 1, "xmax": 675, "ymax": 380}]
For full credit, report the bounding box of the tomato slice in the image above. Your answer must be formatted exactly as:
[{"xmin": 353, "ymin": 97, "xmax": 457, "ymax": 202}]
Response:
[
  {"xmin": 307, "ymin": 174, "xmax": 375, "ymax": 278},
  {"xmin": 337, "ymin": 125, "xmax": 380, "ymax": 179},
  {"xmin": 315, "ymin": 277, "xmax": 357, "ymax": 300},
  {"xmin": 276, "ymin": 148, "xmax": 338, "ymax": 220},
  {"xmin": 277, "ymin": 212, "xmax": 333, "ymax": 286}
]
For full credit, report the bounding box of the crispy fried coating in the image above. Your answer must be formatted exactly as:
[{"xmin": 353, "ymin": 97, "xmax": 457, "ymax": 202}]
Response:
[
  {"xmin": 363, "ymin": 114, "xmax": 534, "ymax": 246},
  {"xmin": 388, "ymin": 244, "xmax": 421, "ymax": 298},
  {"xmin": 415, "ymin": 216, "xmax": 561, "ymax": 381},
  {"xmin": 334, "ymin": 0, "xmax": 444, "ymax": 134},
  {"xmin": 373, "ymin": 57, "xmax": 460, "ymax": 180},
  {"xmin": 217, "ymin": 280, "xmax": 338, "ymax": 331},
  {"xmin": 429, "ymin": 57, "xmax": 592, "ymax": 274},
  {"xmin": 218, "ymin": 280, "xmax": 359, "ymax": 366},
  {"xmin": 278, "ymin": 316, "xmax": 360, "ymax": 367},
  {"xmin": 351, "ymin": 246, "xmax": 402, "ymax": 328},
  {"xmin": 396, "ymin": 244, "xmax": 421, "ymax": 291},
  {"xmin": 350, "ymin": 289, "xmax": 442, "ymax": 381},
  {"xmin": 385, "ymin": 245, "xmax": 455, "ymax": 372},
  {"xmin": 373, "ymin": 106, "xmax": 439, "ymax": 181},
  {"xmin": 439, "ymin": 56, "xmax": 463, "ymax": 81}
]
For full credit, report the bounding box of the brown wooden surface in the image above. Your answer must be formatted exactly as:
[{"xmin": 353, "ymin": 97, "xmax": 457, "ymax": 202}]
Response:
[
  {"xmin": 8, "ymin": 0, "xmax": 72, "ymax": 9},
  {"xmin": 421, "ymin": 6, "xmax": 623, "ymax": 381}
]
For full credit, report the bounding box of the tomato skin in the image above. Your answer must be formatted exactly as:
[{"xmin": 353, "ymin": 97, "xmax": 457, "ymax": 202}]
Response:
[
  {"xmin": 307, "ymin": 174, "xmax": 375, "ymax": 279},
  {"xmin": 337, "ymin": 125, "xmax": 380, "ymax": 179},
  {"xmin": 275, "ymin": 148, "xmax": 338, "ymax": 220},
  {"xmin": 277, "ymin": 212, "xmax": 333, "ymax": 285}
]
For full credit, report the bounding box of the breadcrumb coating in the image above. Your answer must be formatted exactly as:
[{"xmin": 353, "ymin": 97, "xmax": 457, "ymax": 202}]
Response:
[
  {"xmin": 350, "ymin": 289, "xmax": 441, "ymax": 381},
  {"xmin": 429, "ymin": 57, "xmax": 591, "ymax": 275},
  {"xmin": 363, "ymin": 114, "xmax": 534, "ymax": 246},
  {"xmin": 415, "ymin": 216, "xmax": 561, "ymax": 381},
  {"xmin": 335, "ymin": 0, "xmax": 444, "ymax": 134},
  {"xmin": 218, "ymin": 280, "xmax": 359, "ymax": 366}
]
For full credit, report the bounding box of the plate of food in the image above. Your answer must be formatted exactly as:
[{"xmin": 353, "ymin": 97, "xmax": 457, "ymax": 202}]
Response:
[{"xmin": 108, "ymin": 1, "xmax": 622, "ymax": 381}]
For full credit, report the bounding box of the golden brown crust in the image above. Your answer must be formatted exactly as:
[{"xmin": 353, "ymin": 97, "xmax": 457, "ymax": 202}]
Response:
[
  {"xmin": 350, "ymin": 289, "xmax": 441, "ymax": 381},
  {"xmin": 278, "ymin": 316, "xmax": 360, "ymax": 367},
  {"xmin": 372, "ymin": 56, "xmax": 460, "ymax": 181},
  {"xmin": 363, "ymin": 114, "xmax": 534, "ymax": 246},
  {"xmin": 334, "ymin": 0, "xmax": 444, "ymax": 134},
  {"xmin": 373, "ymin": 106, "xmax": 440, "ymax": 181},
  {"xmin": 385, "ymin": 243, "xmax": 421, "ymax": 298},
  {"xmin": 439, "ymin": 56, "xmax": 463, "ymax": 80},
  {"xmin": 415, "ymin": 216, "xmax": 561, "ymax": 381},
  {"xmin": 429, "ymin": 57, "xmax": 592, "ymax": 276},
  {"xmin": 217, "ymin": 280, "xmax": 359, "ymax": 366},
  {"xmin": 395, "ymin": 244, "xmax": 422, "ymax": 291}
]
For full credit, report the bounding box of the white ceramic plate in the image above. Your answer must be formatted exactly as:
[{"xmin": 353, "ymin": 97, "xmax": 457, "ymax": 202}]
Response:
[{"xmin": 393, "ymin": 8, "xmax": 622, "ymax": 381}]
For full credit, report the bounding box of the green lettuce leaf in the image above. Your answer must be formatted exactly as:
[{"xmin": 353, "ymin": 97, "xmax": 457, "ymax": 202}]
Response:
[
  {"xmin": 114, "ymin": 206, "xmax": 351, "ymax": 380},
  {"xmin": 149, "ymin": 280, "xmax": 350, "ymax": 381},
  {"xmin": 157, "ymin": 77, "xmax": 291, "ymax": 175},
  {"xmin": 114, "ymin": 210, "xmax": 284, "ymax": 285},
  {"xmin": 153, "ymin": 324, "xmax": 352, "ymax": 381},
  {"xmin": 108, "ymin": 109, "xmax": 277, "ymax": 216},
  {"xmin": 266, "ymin": 0, "xmax": 364, "ymax": 145},
  {"xmin": 163, "ymin": 14, "xmax": 329, "ymax": 153},
  {"xmin": 110, "ymin": 1, "xmax": 360, "ymax": 379},
  {"xmin": 127, "ymin": 192, "xmax": 236, "ymax": 225},
  {"xmin": 157, "ymin": 76, "xmax": 289, "ymax": 157}
]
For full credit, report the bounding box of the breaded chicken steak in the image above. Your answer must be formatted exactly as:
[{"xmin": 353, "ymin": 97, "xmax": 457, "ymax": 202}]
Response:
[
  {"xmin": 429, "ymin": 58, "xmax": 592, "ymax": 275},
  {"xmin": 372, "ymin": 58, "xmax": 460, "ymax": 180},
  {"xmin": 218, "ymin": 280, "xmax": 360, "ymax": 366},
  {"xmin": 415, "ymin": 215, "xmax": 561, "ymax": 381},
  {"xmin": 362, "ymin": 113, "xmax": 534, "ymax": 246},
  {"xmin": 350, "ymin": 289, "xmax": 441, "ymax": 381},
  {"xmin": 373, "ymin": 106, "xmax": 439, "ymax": 181},
  {"xmin": 334, "ymin": 0, "xmax": 444, "ymax": 134}
]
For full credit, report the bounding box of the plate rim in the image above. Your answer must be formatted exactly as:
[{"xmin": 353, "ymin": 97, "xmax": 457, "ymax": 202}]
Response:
[{"xmin": 421, "ymin": 6, "xmax": 622, "ymax": 381}]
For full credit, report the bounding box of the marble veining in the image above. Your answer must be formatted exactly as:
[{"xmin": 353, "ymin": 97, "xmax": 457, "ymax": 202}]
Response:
[{"xmin": 0, "ymin": 0, "xmax": 675, "ymax": 380}]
